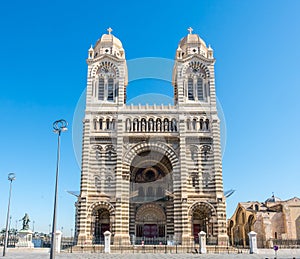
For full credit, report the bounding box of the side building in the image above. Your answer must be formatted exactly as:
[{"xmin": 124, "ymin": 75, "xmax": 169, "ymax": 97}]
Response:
[
  {"xmin": 228, "ymin": 195, "xmax": 300, "ymax": 248},
  {"xmin": 75, "ymin": 28, "xmax": 227, "ymax": 246}
]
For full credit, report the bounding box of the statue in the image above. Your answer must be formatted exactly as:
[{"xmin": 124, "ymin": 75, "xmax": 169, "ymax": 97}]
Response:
[
  {"xmin": 16, "ymin": 213, "xmax": 34, "ymax": 248},
  {"xmin": 20, "ymin": 213, "xmax": 30, "ymax": 230}
]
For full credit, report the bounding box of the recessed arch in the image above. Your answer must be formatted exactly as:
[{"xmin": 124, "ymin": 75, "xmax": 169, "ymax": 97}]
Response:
[
  {"xmin": 123, "ymin": 141, "xmax": 179, "ymax": 172},
  {"xmin": 91, "ymin": 60, "xmax": 120, "ymax": 78},
  {"xmin": 182, "ymin": 60, "xmax": 210, "ymax": 79}
]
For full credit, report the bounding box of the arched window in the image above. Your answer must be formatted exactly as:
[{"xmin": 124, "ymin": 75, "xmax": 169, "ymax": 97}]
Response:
[
  {"xmin": 188, "ymin": 78, "xmax": 194, "ymax": 100},
  {"xmin": 205, "ymin": 119, "xmax": 209, "ymax": 130},
  {"xmin": 200, "ymin": 119, "xmax": 204, "ymax": 130},
  {"xmin": 107, "ymin": 78, "xmax": 114, "ymax": 101},
  {"xmin": 98, "ymin": 78, "xmax": 104, "ymax": 100},
  {"xmin": 106, "ymin": 119, "xmax": 110, "ymax": 130},
  {"xmin": 111, "ymin": 119, "xmax": 116, "ymax": 130},
  {"xmin": 114, "ymin": 82, "xmax": 118, "ymax": 99},
  {"xmin": 186, "ymin": 119, "xmax": 191, "ymax": 130},
  {"xmin": 125, "ymin": 118, "xmax": 131, "ymax": 131},
  {"xmin": 93, "ymin": 119, "xmax": 97, "ymax": 130},
  {"xmin": 197, "ymin": 78, "xmax": 204, "ymax": 100},
  {"xmin": 99, "ymin": 119, "xmax": 103, "ymax": 130},
  {"xmin": 192, "ymin": 119, "xmax": 197, "ymax": 131}
]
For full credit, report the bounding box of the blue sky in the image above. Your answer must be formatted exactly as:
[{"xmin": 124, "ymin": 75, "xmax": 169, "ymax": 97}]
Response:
[{"xmin": 0, "ymin": 0, "xmax": 300, "ymax": 236}]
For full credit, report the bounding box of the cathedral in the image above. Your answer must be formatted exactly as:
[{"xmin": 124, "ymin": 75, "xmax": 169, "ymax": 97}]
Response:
[{"xmin": 75, "ymin": 28, "xmax": 227, "ymax": 246}]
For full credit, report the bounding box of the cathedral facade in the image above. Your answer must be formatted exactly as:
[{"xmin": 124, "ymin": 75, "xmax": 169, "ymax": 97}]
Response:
[{"xmin": 76, "ymin": 28, "xmax": 227, "ymax": 246}]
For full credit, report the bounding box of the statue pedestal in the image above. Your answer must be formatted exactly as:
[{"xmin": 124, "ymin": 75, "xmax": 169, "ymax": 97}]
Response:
[{"xmin": 16, "ymin": 229, "xmax": 34, "ymax": 248}]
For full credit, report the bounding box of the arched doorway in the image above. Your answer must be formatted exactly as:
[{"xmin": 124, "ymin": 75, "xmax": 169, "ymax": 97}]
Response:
[
  {"xmin": 91, "ymin": 208, "xmax": 110, "ymax": 244},
  {"xmin": 89, "ymin": 202, "xmax": 114, "ymax": 244},
  {"xmin": 234, "ymin": 207, "xmax": 246, "ymax": 246},
  {"xmin": 189, "ymin": 202, "xmax": 216, "ymax": 244},
  {"xmin": 135, "ymin": 203, "xmax": 166, "ymax": 243}
]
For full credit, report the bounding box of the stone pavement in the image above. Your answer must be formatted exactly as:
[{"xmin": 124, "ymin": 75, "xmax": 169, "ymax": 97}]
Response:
[{"xmin": 1, "ymin": 248, "xmax": 300, "ymax": 259}]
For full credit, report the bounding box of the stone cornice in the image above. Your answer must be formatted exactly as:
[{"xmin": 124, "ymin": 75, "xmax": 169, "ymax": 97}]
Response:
[
  {"xmin": 178, "ymin": 54, "xmax": 215, "ymax": 65},
  {"xmin": 87, "ymin": 54, "xmax": 125, "ymax": 65}
]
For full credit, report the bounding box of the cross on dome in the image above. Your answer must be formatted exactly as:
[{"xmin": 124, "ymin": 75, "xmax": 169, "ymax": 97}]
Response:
[
  {"xmin": 188, "ymin": 27, "xmax": 193, "ymax": 34},
  {"xmin": 107, "ymin": 27, "xmax": 113, "ymax": 35}
]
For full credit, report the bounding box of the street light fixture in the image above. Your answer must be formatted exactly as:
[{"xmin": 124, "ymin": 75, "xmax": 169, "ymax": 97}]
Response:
[
  {"xmin": 50, "ymin": 119, "xmax": 68, "ymax": 259},
  {"xmin": 3, "ymin": 172, "xmax": 16, "ymax": 257},
  {"xmin": 70, "ymin": 228, "xmax": 73, "ymax": 253}
]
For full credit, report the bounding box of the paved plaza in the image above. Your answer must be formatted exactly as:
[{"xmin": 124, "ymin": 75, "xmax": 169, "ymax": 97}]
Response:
[{"xmin": 1, "ymin": 248, "xmax": 300, "ymax": 259}]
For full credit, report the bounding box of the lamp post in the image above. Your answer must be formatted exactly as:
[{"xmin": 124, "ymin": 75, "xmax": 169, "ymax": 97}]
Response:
[
  {"xmin": 70, "ymin": 228, "xmax": 73, "ymax": 253},
  {"xmin": 3, "ymin": 173, "xmax": 16, "ymax": 257},
  {"xmin": 50, "ymin": 119, "xmax": 68, "ymax": 259}
]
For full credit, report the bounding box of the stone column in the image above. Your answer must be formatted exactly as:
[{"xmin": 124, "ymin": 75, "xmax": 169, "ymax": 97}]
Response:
[
  {"xmin": 198, "ymin": 231, "xmax": 207, "ymax": 254},
  {"xmin": 104, "ymin": 231, "xmax": 111, "ymax": 253},
  {"xmin": 248, "ymin": 231, "xmax": 258, "ymax": 254},
  {"xmin": 55, "ymin": 230, "xmax": 62, "ymax": 253}
]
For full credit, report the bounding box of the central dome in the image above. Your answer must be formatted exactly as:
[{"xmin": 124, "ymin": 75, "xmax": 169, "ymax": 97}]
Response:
[{"xmin": 265, "ymin": 194, "xmax": 282, "ymax": 203}]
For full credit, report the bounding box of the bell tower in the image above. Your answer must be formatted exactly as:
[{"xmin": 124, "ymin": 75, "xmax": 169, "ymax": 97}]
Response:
[
  {"xmin": 173, "ymin": 27, "xmax": 214, "ymax": 106},
  {"xmin": 86, "ymin": 27, "xmax": 128, "ymax": 107},
  {"xmin": 77, "ymin": 28, "xmax": 128, "ymax": 244},
  {"xmin": 173, "ymin": 28, "xmax": 228, "ymax": 245}
]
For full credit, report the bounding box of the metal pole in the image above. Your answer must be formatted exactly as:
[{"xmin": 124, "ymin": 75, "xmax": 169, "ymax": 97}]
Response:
[
  {"xmin": 3, "ymin": 176, "xmax": 14, "ymax": 257},
  {"xmin": 50, "ymin": 130, "xmax": 61, "ymax": 259},
  {"xmin": 71, "ymin": 228, "xmax": 73, "ymax": 253},
  {"xmin": 49, "ymin": 119, "xmax": 67, "ymax": 259}
]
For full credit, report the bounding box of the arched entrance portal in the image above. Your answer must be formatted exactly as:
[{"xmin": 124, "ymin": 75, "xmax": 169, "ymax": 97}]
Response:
[
  {"xmin": 135, "ymin": 203, "xmax": 166, "ymax": 239},
  {"xmin": 129, "ymin": 149, "xmax": 174, "ymax": 244},
  {"xmin": 89, "ymin": 202, "xmax": 114, "ymax": 244},
  {"xmin": 92, "ymin": 208, "xmax": 110, "ymax": 244},
  {"xmin": 189, "ymin": 202, "xmax": 216, "ymax": 244}
]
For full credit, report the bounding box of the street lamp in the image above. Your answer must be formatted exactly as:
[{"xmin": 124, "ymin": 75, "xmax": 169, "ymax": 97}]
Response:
[
  {"xmin": 50, "ymin": 119, "xmax": 68, "ymax": 259},
  {"xmin": 3, "ymin": 173, "xmax": 16, "ymax": 257},
  {"xmin": 70, "ymin": 228, "xmax": 73, "ymax": 253}
]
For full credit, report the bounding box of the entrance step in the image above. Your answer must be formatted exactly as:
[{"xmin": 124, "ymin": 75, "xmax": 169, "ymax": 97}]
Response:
[{"xmin": 68, "ymin": 245, "xmax": 243, "ymax": 254}]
